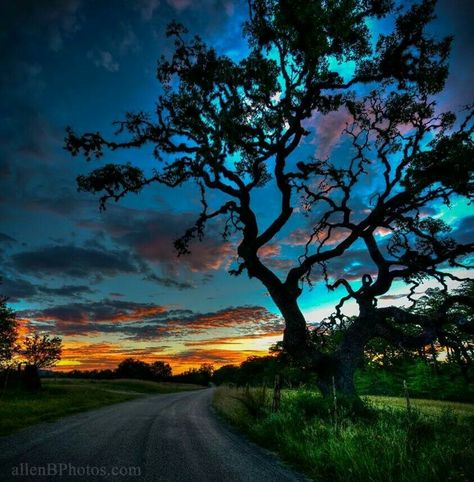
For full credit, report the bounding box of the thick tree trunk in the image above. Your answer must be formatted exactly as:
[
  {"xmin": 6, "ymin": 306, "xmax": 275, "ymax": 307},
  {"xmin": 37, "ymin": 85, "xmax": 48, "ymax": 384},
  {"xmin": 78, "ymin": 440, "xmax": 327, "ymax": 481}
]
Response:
[
  {"xmin": 271, "ymin": 286, "xmax": 377, "ymax": 407},
  {"xmin": 329, "ymin": 302, "xmax": 377, "ymax": 403},
  {"xmin": 271, "ymin": 292, "xmax": 309, "ymax": 357}
]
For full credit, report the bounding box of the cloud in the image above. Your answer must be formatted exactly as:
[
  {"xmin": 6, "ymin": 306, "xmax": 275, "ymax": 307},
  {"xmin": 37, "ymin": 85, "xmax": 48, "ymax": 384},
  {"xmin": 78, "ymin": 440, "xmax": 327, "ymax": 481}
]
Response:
[
  {"xmin": 136, "ymin": 0, "xmax": 161, "ymax": 20},
  {"xmin": 452, "ymin": 215, "xmax": 474, "ymax": 244},
  {"xmin": 144, "ymin": 273, "xmax": 195, "ymax": 290},
  {"xmin": 1, "ymin": 278, "xmax": 37, "ymax": 301},
  {"xmin": 119, "ymin": 23, "xmax": 141, "ymax": 55},
  {"xmin": 318, "ymin": 248, "xmax": 377, "ymax": 284},
  {"xmin": 0, "ymin": 277, "xmax": 95, "ymax": 302},
  {"xmin": 0, "ymin": 233, "xmax": 17, "ymax": 246},
  {"xmin": 307, "ymin": 109, "xmax": 352, "ymax": 159},
  {"xmin": 257, "ymin": 244, "xmax": 281, "ymax": 258},
  {"xmin": 87, "ymin": 49, "xmax": 119, "ymax": 72},
  {"xmin": 21, "ymin": 299, "xmax": 173, "ymax": 324},
  {"xmin": 183, "ymin": 331, "xmax": 282, "ymax": 347},
  {"xmin": 21, "ymin": 302, "xmax": 282, "ymax": 342},
  {"xmin": 82, "ymin": 208, "xmax": 235, "ymax": 273},
  {"xmin": 11, "ymin": 245, "xmax": 142, "ymax": 279},
  {"xmin": 283, "ymin": 227, "xmax": 351, "ymax": 247}
]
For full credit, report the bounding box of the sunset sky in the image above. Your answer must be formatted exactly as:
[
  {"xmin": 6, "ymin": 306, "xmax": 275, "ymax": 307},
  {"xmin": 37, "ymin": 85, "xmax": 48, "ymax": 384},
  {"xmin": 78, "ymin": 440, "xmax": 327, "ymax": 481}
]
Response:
[{"xmin": 1, "ymin": 0, "xmax": 473, "ymax": 373}]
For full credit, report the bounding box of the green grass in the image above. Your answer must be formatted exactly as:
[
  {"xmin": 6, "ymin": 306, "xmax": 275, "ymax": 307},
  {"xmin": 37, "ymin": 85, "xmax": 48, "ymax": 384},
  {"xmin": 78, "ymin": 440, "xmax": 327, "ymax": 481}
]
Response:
[
  {"xmin": 0, "ymin": 378, "xmax": 202, "ymax": 435},
  {"xmin": 213, "ymin": 387, "xmax": 474, "ymax": 482},
  {"xmin": 45, "ymin": 377, "xmax": 203, "ymax": 394},
  {"xmin": 366, "ymin": 395, "xmax": 474, "ymax": 417}
]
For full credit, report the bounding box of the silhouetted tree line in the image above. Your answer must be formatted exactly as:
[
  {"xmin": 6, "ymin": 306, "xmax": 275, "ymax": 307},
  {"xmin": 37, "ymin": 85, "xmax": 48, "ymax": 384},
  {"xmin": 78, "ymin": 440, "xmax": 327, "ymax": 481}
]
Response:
[
  {"xmin": 56, "ymin": 358, "xmax": 173, "ymax": 382},
  {"xmin": 53, "ymin": 359, "xmax": 215, "ymax": 386},
  {"xmin": 172, "ymin": 363, "xmax": 214, "ymax": 386}
]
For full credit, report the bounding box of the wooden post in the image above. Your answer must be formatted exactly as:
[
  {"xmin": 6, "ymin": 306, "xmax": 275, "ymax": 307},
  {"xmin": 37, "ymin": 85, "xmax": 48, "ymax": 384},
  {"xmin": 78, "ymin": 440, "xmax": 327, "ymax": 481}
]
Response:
[
  {"xmin": 332, "ymin": 376, "xmax": 338, "ymax": 430},
  {"xmin": 403, "ymin": 379, "xmax": 411, "ymax": 414},
  {"xmin": 272, "ymin": 374, "xmax": 281, "ymax": 413}
]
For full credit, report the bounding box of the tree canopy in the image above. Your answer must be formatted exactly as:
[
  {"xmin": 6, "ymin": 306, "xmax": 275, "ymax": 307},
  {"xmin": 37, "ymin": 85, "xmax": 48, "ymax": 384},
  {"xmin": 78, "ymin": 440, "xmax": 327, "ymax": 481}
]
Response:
[
  {"xmin": 21, "ymin": 333, "xmax": 62, "ymax": 369},
  {"xmin": 66, "ymin": 0, "xmax": 473, "ymax": 398}
]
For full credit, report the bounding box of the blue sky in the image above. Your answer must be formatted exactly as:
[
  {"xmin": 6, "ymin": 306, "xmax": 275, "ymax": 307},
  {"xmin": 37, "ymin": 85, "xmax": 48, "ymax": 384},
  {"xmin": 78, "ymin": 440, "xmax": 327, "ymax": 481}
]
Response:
[{"xmin": 0, "ymin": 0, "xmax": 472, "ymax": 371}]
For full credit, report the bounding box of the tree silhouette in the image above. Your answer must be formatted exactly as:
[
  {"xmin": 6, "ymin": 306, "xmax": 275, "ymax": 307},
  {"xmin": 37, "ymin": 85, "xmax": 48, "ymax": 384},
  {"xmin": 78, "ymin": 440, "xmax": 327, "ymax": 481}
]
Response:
[
  {"xmin": 0, "ymin": 295, "xmax": 17, "ymax": 369},
  {"xmin": 150, "ymin": 360, "xmax": 172, "ymax": 380},
  {"xmin": 116, "ymin": 358, "xmax": 151, "ymax": 379},
  {"xmin": 66, "ymin": 0, "xmax": 473, "ymax": 399},
  {"xmin": 21, "ymin": 333, "xmax": 62, "ymax": 389}
]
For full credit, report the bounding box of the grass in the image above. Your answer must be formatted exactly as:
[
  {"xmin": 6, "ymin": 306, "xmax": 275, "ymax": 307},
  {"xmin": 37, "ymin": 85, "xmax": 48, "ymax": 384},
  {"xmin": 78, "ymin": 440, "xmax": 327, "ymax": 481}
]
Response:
[
  {"xmin": 366, "ymin": 395, "xmax": 474, "ymax": 417},
  {"xmin": 0, "ymin": 378, "xmax": 202, "ymax": 435},
  {"xmin": 45, "ymin": 377, "xmax": 203, "ymax": 394},
  {"xmin": 213, "ymin": 386, "xmax": 474, "ymax": 482}
]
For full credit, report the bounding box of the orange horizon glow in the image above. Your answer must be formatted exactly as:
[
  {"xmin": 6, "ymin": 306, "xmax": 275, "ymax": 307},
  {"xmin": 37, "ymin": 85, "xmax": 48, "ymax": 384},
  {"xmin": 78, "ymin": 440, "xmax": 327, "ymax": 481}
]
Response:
[
  {"xmin": 19, "ymin": 304, "xmax": 285, "ymax": 375},
  {"xmin": 47, "ymin": 333, "xmax": 282, "ymax": 375}
]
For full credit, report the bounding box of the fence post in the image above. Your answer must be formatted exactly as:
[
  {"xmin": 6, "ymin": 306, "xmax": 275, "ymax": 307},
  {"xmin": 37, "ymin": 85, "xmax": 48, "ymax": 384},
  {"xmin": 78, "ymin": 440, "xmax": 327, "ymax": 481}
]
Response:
[
  {"xmin": 332, "ymin": 376, "xmax": 338, "ymax": 430},
  {"xmin": 272, "ymin": 374, "xmax": 281, "ymax": 412}
]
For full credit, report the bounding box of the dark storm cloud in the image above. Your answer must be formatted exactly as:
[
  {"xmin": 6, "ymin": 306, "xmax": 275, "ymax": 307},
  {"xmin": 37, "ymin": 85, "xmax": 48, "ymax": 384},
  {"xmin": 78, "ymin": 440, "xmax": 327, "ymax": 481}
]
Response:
[
  {"xmin": 11, "ymin": 245, "xmax": 141, "ymax": 279},
  {"xmin": 81, "ymin": 207, "xmax": 235, "ymax": 274},
  {"xmin": 0, "ymin": 233, "xmax": 17, "ymax": 246},
  {"xmin": 0, "ymin": 276, "xmax": 94, "ymax": 302},
  {"xmin": 21, "ymin": 298, "xmax": 183, "ymax": 323},
  {"xmin": 0, "ymin": 278, "xmax": 37, "ymax": 301},
  {"xmin": 452, "ymin": 215, "xmax": 474, "ymax": 245}
]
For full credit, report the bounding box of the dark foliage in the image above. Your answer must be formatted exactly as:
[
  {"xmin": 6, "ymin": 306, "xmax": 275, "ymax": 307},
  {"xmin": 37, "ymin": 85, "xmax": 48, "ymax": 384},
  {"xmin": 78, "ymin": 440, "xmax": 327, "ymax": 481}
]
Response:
[{"xmin": 66, "ymin": 0, "xmax": 473, "ymax": 399}]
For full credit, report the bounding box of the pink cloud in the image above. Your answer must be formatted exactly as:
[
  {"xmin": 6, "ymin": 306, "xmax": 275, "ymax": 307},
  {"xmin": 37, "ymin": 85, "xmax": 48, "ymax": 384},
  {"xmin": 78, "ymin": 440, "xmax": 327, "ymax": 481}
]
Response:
[
  {"xmin": 284, "ymin": 227, "xmax": 351, "ymax": 247},
  {"xmin": 306, "ymin": 109, "xmax": 352, "ymax": 159}
]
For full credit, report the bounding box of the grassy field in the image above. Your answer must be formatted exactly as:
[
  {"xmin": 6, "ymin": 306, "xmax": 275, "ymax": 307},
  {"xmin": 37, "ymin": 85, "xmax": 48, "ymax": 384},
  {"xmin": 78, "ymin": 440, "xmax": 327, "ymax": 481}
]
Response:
[
  {"xmin": 0, "ymin": 378, "xmax": 202, "ymax": 436},
  {"xmin": 213, "ymin": 386, "xmax": 474, "ymax": 482}
]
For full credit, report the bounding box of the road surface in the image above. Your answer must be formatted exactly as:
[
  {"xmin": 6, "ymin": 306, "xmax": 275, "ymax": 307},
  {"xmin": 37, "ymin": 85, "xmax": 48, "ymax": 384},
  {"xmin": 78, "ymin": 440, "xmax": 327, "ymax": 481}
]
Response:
[{"xmin": 0, "ymin": 388, "xmax": 307, "ymax": 481}]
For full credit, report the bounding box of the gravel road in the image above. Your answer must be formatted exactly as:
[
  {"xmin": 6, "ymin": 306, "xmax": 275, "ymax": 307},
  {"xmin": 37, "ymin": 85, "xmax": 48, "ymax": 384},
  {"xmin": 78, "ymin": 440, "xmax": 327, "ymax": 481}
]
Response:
[{"xmin": 0, "ymin": 388, "xmax": 307, "ymax": 481}]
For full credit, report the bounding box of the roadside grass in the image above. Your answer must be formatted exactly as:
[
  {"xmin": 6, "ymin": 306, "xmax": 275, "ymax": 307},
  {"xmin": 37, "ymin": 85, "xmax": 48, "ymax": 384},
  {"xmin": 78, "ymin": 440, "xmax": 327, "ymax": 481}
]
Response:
[
  {"xmin": 0, "ymin": 378, "xmax": 202, "ymax": 435},
  {"xmin": 45, "ymin": 377, "xmax": 203, "ymax": 394},
  {"xmin": 213, "ymin": 386, "xmax": 474, "ymax": 482}
]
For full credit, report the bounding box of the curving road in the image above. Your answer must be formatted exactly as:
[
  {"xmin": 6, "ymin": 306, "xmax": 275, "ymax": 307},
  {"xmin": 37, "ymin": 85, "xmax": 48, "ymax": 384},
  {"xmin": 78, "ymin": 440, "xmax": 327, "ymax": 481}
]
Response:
[{"xmin": 0, "ymin": 388, "xmax": 307, "ymax": 481}]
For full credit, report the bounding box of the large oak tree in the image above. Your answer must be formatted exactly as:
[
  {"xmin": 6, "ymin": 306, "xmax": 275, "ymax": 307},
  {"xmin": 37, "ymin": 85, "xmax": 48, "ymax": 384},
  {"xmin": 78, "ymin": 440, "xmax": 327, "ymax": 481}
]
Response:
[{"xmin": 66, "ymin": 0, "xmax": 473, "ymax": 399}]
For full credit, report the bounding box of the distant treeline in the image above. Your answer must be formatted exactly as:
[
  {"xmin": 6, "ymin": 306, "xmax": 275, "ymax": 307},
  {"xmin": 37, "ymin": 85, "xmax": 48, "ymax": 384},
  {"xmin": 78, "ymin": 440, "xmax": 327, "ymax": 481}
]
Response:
[{"xmin": 44, "ymin": 358, "xmax": 215, "ymax": 386}]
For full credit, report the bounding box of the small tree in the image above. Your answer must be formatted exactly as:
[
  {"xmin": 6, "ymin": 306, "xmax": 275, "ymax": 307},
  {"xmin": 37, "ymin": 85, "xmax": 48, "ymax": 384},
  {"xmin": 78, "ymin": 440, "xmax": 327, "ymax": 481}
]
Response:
[
  {"xmin": 21, "ymin": 333, "xmax": 62, "ymax": 389},
  {"xmin": 66, "ymin": 0, "xmax": 473, "ymax": 400},
  {"xmin": 150, "ymin": 360, "xmax": 172, "ymax": 380},
  {"xmin": 0, "ymin": 295, "xmax": 18, "ymax": 370}
]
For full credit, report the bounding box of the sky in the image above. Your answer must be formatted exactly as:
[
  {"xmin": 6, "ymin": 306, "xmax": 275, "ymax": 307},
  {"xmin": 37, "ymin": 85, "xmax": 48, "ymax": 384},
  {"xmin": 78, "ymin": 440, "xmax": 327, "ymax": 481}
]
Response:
[{"xmin": 0, "ymin": 0, "xmax": 473, "ymax": 373}]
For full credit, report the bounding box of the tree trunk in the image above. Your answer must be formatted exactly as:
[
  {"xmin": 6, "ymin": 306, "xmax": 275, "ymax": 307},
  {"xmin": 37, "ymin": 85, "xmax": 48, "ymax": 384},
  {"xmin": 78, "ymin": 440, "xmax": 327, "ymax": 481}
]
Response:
[
  {"xmin": 22, "ymin": 364, "xmax": 41, "ymax": 390},
  {"xmin": 270, "ymin": 286, "xmax": 377, "ymax": 407},
  {"xmin": 271, "ymin": 292, "xmax": 309, "ymax": 357},
  {"xmin": 330, "ymin": 302, "xmax": 377, "ymax": 404}
]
